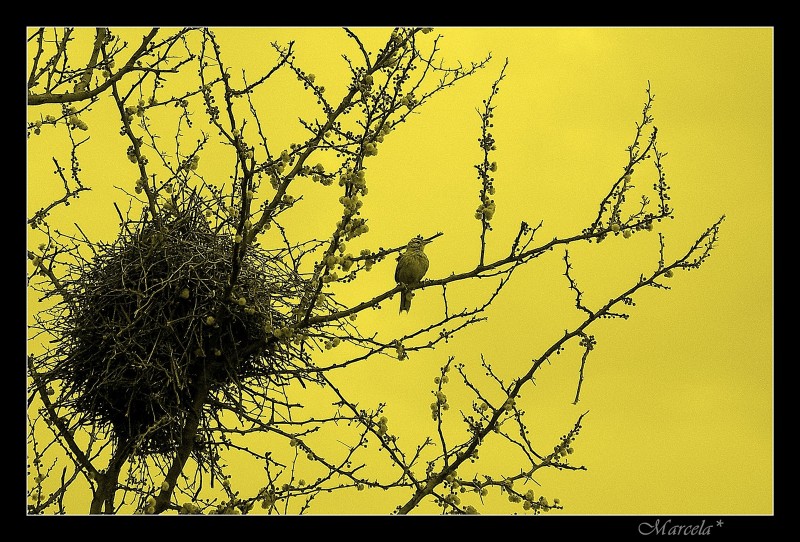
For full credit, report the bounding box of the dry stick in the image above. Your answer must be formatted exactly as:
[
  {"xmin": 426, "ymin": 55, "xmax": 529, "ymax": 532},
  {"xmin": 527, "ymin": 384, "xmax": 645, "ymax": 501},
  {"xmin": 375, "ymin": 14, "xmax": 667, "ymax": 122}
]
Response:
[
  {"xmin": 28, "ymin": 158, "xmax": 90, "ymax": 229},
  {"xmin": 230, "ymin": 42, "xmax": 293, "ymax": 97},
  {"xmin": 90, "ymin": 440, "xmax": 133, "ymax": 514},
  {"xmin": 307, "ymin": 186, "xmax": 671, "ymax": 329},
  {"xmin": 27, "ymin": 357, "xmax": 99, "ymax": 481},
  {"xmin": 153, "ymin": 375, "xmax": 212, "ymax": 514},
  {"xmin": 589, "ymin": 88, "xmax": 658, "ymax": 233},
  {"xmin": 305, "ymin": 229, "xmax": 605, "ymax": 326},
  {"xmin": 109, "ymin": 73, "xmax": 161, "ymax": 229},
  {"xmin": 573, "ymin": 335, "xmax": 592, "ymax": 405},
  {"xmin": 394, "ymin": 217, "xmax": 724, "ymax": 514},
  {"xmin": 319, "ymin": 373, "xmax": 426, "ymax": 493},
  {"xmin": 28, "ymin": 28, "xmax": 159, "ymax": 106},
  {"xmin": 293, "ymin": 31, "xmax": 486, "ymax": 327},
  {"xmin": 201, "ymin": 30, "xmax": 257, "ymax": 300},
  {"xmin": 476, "ymin": 60, "xmax": 507, "ymax": 267},
  {"xmin": 290, "ymin": 61, "xmax": 397, "ymax": 325},
  {"xmin": 27, "ymin": 250, "xmax": 73, "ymax": 307},
  {"xmin": 29, "ymin": 28, "xmax": 74, "ymax": 93},
  {"xmin": 27, "ymin": 27, "xmax": 47, "ymax": 89},
  {"xmin": 76, "ymin": 28, "xmax": 108, "ymax": 92}
]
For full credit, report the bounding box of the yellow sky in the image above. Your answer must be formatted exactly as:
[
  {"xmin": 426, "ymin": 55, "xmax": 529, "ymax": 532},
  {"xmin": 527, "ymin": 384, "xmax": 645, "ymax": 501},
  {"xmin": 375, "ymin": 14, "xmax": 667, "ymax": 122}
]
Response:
[{"xmin": 27, "ymin": 27, "xmax": 772, "ymax": 515}]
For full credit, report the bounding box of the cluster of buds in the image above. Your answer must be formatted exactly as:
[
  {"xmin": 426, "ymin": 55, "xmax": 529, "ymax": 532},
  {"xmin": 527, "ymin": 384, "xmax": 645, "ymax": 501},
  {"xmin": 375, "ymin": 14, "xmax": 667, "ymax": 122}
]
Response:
[
  {"xmin": 444, "ymin": 470, "xmax": 459, "ymax": 488},
  {"xmin": 143, "ymin": 495, "xmax": 157, "ymax": 514},
  {"xmin": 398, "ymin": 92, "xmax": 416, "ymax": 108},
  {"xmin": 344, "ymin": 218, "xmax": 369, "ymax": 241},
  {"xmin": 30, "ymin": 119, "xmax": 43, "ymax": 136},
  {"xmin": 339, "ymin": 168, "xmax": 369, "ymax": 195},
  {"xmin": 181, "ymin": 154, "xmax": 200, "ymax": 172},
  {"xmin": 360, "ymin": 249, "xmax": 375, "ymax": 271},
  {"xmin": 178, "ymin": 501, "xmax": 202, "ymax": 514},
  {"xmin": 67, "ymin": 113, "xmax": 88, "ymax": 131},
  {"xmin": 213, "ymin": 499, "xmax": 250, "ymax": 515},
  {"xmin": 376, "ymin": 415, "xmax": 389, "ymax": 437},
  {"xmin": 339, "ymin": 194, "xmax": 363, "ymax": 214},
  {"xmin": 28, "ymin": 487, "xmax": 43, "ymax": 505},
  {"xmin": 615, "ymin": 221, "xmax": 635, "ymax": 239},
  {"xmin": 100, "ymin": 58, "xmax": 116, "ymax": 78},
  {"xmin": 30, "ymin": 114, "xmax": 59, "ymax": 136},
  {"xmin": 535, "ymin": 495, "xmax": 556, "ymax": 511},
  {"xmin": 378, "ymin": 122, "xmax": 393, "ymax": 140},
  {"xmin": 579, "ymin": 334, "xmax": 597, "ymax": 350},
  {"xmin": 297, "ymin": 70, "xmax": 317, "ymax": 87},
  {"xmin": 266, "ymin": 151, "xmax": 291, "ymax": 188},
  {"xmin": 605, "ymin": 218, "xmax": 654, "ymax": 241},
  {"xmin": 124, "ymin": 99, "xmax": 147, "ymax": 122},
  {"xmin": 393, "ymin": 340, "xmax": 407, "ymax": 361},
  {"xmin": 310, "ymin": 163, "xmax": 333, "ymax": 185},
  {"xmin": 480, "ymin": 131, "xmax": 497, "ymax": 152},
  {"xmin": 325, "ymin": 252, "xmax": 355, "ymax": 273},
  {"xmin": 221, "ymin": 203, "xmax": 239, "ymax": 220},
  {"xmin": 431, "ymin": 390, "xmax": 449, "ymax": 420},
  {"xmin": 475, "ymin": 197, "xmax": 496, "ymax": 221},
  {"xmin": 203, "ymin": 95, "xmax": 220, "ymax": 123},
  {"xmin": 259, "ymin": 489, "xmax": 277, "ymax": 510},
  {"xmin": 126, "ymin": 145, "xmax": 138, "ymax": 164},
  {"xmin": 324, "ymin": 337, "xmax": 341, "ymax": 350},
  {"xmin": 268, "ymin": 324, "xmax": 295, "ymax": 342},
  {"xmin": 363, "ymin": 142, "xmax": 378, "ymax": 157},
  {"xmin": 553, "ymin": 437, "xmax": 575, "ymax": 459},
  {"xmin": 516, "ymin": 489, "xmax": 559, "ymax": 512},
  {"xmin": 134, "ymin": 175, "xmax": 148, "ymax": 194},
  {"xmin": 362, "ymin": 72, "xmax": 374, "ymax": 89},
  {"xmin": 322, "ymin": 270, "xmax": 339, "ymax": 284}
]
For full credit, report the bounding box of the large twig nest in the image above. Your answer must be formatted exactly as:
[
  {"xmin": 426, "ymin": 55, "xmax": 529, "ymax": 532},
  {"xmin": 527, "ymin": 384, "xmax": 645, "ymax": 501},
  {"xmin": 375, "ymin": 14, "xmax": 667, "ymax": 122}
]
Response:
[{"xmin": 39, "ymin": 197, "xmax": 322, "ymax": 459}]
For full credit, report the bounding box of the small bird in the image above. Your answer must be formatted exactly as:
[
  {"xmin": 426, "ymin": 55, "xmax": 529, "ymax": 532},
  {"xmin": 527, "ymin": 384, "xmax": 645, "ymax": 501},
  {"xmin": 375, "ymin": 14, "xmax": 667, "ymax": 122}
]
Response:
[{"xmin": 395, "ymin": 235, "xmax": 431, "ymax": 313}]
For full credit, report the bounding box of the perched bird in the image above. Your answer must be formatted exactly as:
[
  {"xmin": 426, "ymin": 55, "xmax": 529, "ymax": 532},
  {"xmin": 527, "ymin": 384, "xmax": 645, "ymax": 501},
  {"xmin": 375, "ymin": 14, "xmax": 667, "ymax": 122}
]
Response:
[{"xmin": 395, "ymin": 235, "xmax": 431, "ymax": 313}]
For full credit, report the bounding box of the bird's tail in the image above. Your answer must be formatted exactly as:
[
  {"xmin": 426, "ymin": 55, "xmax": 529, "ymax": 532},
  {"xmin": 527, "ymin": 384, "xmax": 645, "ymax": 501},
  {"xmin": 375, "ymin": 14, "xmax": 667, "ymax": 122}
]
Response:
[{"xmin": 399, "ymin": 290, "xmax": 412, "ymax": 313}]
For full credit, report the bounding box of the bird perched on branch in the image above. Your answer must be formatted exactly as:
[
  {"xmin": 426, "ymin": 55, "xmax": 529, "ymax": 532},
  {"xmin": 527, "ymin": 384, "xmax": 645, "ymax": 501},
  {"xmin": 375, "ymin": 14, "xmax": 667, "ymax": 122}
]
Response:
[{"xmin": 395, "ymin": 235, "xmax": 431, "ymax": 313}]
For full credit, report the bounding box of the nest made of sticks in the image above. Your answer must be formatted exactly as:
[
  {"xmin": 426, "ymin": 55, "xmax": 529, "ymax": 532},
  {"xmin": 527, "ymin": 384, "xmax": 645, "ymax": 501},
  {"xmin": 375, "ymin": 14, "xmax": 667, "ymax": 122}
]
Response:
[{"xmin": 37, "ymin": 196, "xmax": 325, "ymax": 460}]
